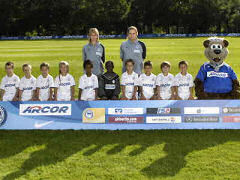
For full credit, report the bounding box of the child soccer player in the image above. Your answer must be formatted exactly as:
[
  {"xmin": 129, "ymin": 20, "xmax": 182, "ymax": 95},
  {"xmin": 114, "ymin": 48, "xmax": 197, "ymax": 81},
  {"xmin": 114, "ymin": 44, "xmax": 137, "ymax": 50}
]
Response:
[
  {"xmin": 19, "ymin": 64, "xmax": 37, "ymax": 101},
  {"xmin": 36, "ymin": 63, "xmax": 54, "ymax": 101},
  {"xmin": 98, "ymin": 61, "xmax": 120, "ymax": 100},
  {"xmin": 173, "ymin": 60, "xmax": 194, "ymax": 100},
  {"xmin": 139, "ymin": 60, "xmax": 156, "ymax": 100},
  {"xmin": 78, "ymin": 60, "xmax": 98, "ymax": 101},
  {"xmin": 0, "ymin": 62, "xmax": 20, "ymax": 101},
  {"xmin": 156, "ymin": 61, "xmax": 175, "ymax": 100},
  {"xmin": 121, "ymin": 59, "xmax": 138, "ymax": 100},
  {"xmin": 54, "ymin": 61, "xmax": 75, "ymax": 101}
]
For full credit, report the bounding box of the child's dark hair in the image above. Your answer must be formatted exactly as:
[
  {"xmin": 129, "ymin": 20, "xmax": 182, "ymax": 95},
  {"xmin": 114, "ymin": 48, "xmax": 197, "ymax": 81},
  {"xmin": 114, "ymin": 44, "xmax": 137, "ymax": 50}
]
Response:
[
  {"xmin": 105, "ymin": 61, "xmax": 114, "ymax": 68},
  {"xmin": 22, "ymin": 64, "xmax": 32, "ymax": 70},
  {"xmin": 5, "ymin": 61, "xmax": 14, "ymax": 69},
  {"xmin": 83, "ymin": 60, "xmax": 93, "ymax": 69},
  {"xmin": 40, "ymin": 62, "xmax": 50, "ymax": 70},
  {"xmin": 178, "ymin": 60, "xmax": 188, "ymax": 68},
  {"xmin": 125, "ymin": 59, "xmax": 135, "ymax": 66},
  {"xmin": 160, "ymin": 61, "xmax": 171, "ymax": 69},
  {"xmin": 144, "ymin": 60, "xmax": 152, "ymax": 68}
]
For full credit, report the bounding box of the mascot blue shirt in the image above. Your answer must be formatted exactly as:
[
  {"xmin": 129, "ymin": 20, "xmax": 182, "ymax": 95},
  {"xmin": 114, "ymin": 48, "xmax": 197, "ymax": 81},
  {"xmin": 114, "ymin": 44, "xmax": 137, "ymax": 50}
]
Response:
[{"xmin": 196, "ymin": 62, "xmax": 237, "ymax": 93}]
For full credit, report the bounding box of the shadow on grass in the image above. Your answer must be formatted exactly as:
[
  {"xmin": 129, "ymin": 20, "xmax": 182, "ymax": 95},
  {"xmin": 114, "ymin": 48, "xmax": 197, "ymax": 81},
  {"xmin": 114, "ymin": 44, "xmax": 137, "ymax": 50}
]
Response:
[{"xmin": 1, "ymin": 130, "xmax": 240, "ymax": 179}]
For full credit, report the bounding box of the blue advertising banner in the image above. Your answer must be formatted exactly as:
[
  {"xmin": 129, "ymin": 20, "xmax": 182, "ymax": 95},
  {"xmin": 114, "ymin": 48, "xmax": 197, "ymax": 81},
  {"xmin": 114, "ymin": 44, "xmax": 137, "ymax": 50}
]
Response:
[
  {"xmin": 1, "ymin": 33, "xmax": 240, "ymax": 40},
  {"xmin": 1, "ymin": 100, "xmax": 240, "ymax": 130}
]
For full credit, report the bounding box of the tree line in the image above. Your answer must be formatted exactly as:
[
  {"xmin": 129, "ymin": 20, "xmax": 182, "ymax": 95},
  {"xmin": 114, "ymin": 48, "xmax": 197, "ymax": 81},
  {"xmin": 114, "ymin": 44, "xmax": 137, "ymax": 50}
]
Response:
[{"xmin": 1, "ymin": 0, "xmax": 240, "ymax": 36}]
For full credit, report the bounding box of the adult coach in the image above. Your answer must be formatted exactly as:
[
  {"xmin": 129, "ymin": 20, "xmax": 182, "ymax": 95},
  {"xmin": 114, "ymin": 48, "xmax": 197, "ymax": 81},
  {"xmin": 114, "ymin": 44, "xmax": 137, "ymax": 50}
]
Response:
[
  {"xmin": 82, "ymin": 28, "xmax": 105, "ymax": 76},
  {"xmin": 120, "ymin": 26, "xmax": 146, "ymax": 75}
]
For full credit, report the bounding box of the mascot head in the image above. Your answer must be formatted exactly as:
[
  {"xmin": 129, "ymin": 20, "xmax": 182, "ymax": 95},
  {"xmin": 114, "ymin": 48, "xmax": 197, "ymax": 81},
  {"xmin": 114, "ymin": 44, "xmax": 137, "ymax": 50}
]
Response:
[{"xmin": 203, "ymin": 37, "xmax": 229, "ymax": 71}]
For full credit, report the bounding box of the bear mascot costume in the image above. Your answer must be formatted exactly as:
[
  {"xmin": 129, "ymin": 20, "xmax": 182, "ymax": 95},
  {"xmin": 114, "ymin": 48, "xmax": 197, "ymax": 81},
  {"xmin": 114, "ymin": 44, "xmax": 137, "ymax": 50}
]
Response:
[{"xmin": 194, "ymin": 37, "xmax": 240, "ymax": 99}]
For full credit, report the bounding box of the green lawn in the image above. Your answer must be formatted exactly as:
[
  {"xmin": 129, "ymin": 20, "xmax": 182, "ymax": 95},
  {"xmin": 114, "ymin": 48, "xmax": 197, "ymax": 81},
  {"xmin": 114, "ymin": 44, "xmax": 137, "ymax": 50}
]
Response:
[
  {"xmin": 1, "ymin": 37, "xmax": 240, "ymax": 98},
  {"xmin": 1, "ymin": 130, "xmax": 240, "ymax": 180},
  {"xmin": 1, "ymin": 38, "xmax": 240, "ymax": 179}
]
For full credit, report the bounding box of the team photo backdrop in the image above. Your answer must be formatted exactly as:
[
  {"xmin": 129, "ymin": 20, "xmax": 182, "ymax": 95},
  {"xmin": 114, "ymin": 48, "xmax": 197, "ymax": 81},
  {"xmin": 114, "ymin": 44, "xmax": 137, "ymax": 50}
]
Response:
[{"xmin": 1, "ymin": 100, "xmax": 240, "ymax": 130}]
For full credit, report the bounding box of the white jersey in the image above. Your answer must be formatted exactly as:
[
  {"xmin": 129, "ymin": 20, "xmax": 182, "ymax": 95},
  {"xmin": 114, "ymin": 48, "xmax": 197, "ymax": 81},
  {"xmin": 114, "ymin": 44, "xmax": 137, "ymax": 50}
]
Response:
[
  {"xmin": 121, "ymin": 71, "xmax": 139, "ymax": 99},
  {"xmin": 19, "ymin": 75, "xmax": 37, "ymax": 101},
  {"xmin": 36, "ymin": 74, "xmax": 54, "ymax": 101},
  {"xmin": 54, "ymin": 74, "xmax": 75, "ymax": 101},
  {"xmin": 174, "ymin": 73, "xmax": 194, "ymax": 100},
  {"xmin": 79, "ymin": 74, "xmax": 98, "ymax": 101},
  {"xmin": 0, "ymin": 74, "xmax": 20, "ymax": 101},
  {"xmin": 156, "ymin": 73, "xmax": 174, "ymax": 100},
  {"xmin": 138, "ymin": 73, "xmax": 156, "ymax": 100}
]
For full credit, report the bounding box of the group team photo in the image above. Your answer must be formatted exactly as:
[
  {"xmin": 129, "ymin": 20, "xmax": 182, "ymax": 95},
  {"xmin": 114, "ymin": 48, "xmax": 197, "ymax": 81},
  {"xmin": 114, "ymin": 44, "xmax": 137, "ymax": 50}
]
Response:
[
  {"xmin": 2, "ymin": 0, "xmax": 240, "ymax": 179},
  {"xmin": 1, "ymin": 26, "xmax": 238, "ymax": 103}
]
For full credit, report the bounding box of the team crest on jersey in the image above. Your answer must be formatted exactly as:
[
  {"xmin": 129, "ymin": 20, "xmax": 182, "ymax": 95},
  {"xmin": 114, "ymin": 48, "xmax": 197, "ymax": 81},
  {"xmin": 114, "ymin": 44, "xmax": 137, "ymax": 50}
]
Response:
[
  {"xmin": 0, "ymin": 105, "xmax": 7, "ymax": 127},
  {"xmin": 13, "ymin": 78, "xmax": 17, "ymax": 82},
  {"xmin": 136, "ymin": 45, "xmax": 140, "ymax": 49}
]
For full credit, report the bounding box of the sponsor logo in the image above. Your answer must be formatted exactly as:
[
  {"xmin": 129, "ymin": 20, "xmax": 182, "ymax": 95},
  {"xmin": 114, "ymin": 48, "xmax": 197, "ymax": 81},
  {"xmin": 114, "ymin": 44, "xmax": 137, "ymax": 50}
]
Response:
[
  {"xmin": 108, "ymin": 116, "xmax": 144, "ymax": 124},
  {"xmin": 19, "ymin": 104, "xmax": 71, "ymax": 116},
  {"xmin": 105, "ymin": 84, "xmax": 115, "ymax": 89},
  {"xmin": 160, "ymin": 84, "xmax": 171, "ymax": 87},
  {"xmin": 207, "ymin": 71, "xmax": 228, "ymax": 78},
  {"xmin": 142, "ymin": 83, "xmax": 154, "ymax": 87},
  {"xmin": 22, "ymin": 87, "xmax": 33, "ymax": 91},
  {"xmin": 34, "ymin": 121, "xmax": 54, "ymax": 128},
  {"xmin": 184, "ymin": 107, "xmax": 219, "ymax": 114},
  {"xmin": 5, "ymin": 84, "xmax": 15, "ymax": 88},
  {"xmin": 40, "ymin": 85, "xmax": 50, "ymax": 89},
  {"xmin": 179, "ymin": 83, "xmax": 189, "ymax": 87},
  {"xmin": 184, "ymin": 116, "xmax": 219, "ymax": 122},
  {"xmin": 108, "ymin": 108, "xmax": 144, "ymax": 115},
  {"xmin": 146, "ymin": 116, "xmax": 181, "ymax": 123},
  {"xmin": 146, "ymin": 108, "xmax": 181, "ymax": 114},
  {"xmin": 82, "ymin": 108, "xmax": 105, "ymax": 123},
  {"xmin": 59, "ymin": 82, "xmax": 71, "ymax": 86},
  {"xmin": 84, "ymin": 85, "xmax": 94, "ymax": 90},
  {"xmin": 125, "ymin": 83, "xmax": 134, "ymax": 86},
  {"xmin": 223, "ymin": 116, "xmax": 240, "ymax": 123},
  {"xmin": 0, "ymin": 105, "xmax": 7, "ymax": 127},
  {"xmin": 157, "ymin": 108, "xmax": 170, "ymax": 114},
  {"xmin": 223, "ymin": 107, "xmax": 240, "ymax": 114}
]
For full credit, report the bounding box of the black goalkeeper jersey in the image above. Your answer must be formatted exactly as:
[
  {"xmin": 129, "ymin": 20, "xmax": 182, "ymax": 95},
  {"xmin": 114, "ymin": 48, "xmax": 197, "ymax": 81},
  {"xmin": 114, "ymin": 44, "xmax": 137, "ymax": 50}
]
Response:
[{"xmin": 98, "ymin": 72, "xmax": 120, "ymax": 100}]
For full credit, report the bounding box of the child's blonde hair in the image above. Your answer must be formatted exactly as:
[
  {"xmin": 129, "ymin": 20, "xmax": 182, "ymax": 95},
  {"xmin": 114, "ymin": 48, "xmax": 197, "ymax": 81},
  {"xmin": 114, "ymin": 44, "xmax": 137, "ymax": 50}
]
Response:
[
  {"xmin": 58, "ymin": 61, "xmax": 69, "ymax": 82},
  {"xmin": 22, "ymin": 63, "xmax": 32, "ymax": 71}
]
